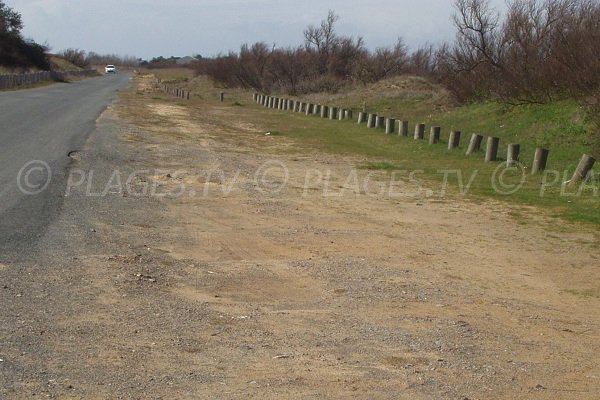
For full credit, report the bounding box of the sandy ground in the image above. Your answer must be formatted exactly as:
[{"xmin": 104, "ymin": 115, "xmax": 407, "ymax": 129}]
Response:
[{"xmin": 2, "ymin": 74, "xmax": 600, "ymax": 399}]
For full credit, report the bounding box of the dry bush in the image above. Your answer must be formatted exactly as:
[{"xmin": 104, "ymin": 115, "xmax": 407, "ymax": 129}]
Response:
[{"xmin": 59, "ymin": 48, "xmax": 89, "ymax": 68}]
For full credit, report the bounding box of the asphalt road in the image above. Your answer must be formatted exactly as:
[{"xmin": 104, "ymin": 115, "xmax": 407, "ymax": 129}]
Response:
[{"xmin": 0, "ymin": 74, "xmax": 131, "ymax": 258}]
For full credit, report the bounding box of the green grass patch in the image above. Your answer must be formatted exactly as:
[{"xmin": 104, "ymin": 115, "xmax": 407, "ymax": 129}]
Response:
[
  {"xmin": 241, "ymin": 96, "xmax": 600, "ymax": 227},
  {"xmin": 359, "ymin": 162, "xmax": 404, "ymax": 170},
  {"xmin": 564, "ymin": 288, "xmax": 600, "ymax": 298}
]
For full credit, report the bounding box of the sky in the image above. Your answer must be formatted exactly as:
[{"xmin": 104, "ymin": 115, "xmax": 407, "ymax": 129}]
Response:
[{"xmin": 7, "ymin": 0, "xmax": 508, "ymax": 60}]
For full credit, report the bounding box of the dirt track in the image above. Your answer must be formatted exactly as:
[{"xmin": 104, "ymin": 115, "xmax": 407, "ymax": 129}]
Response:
[{"xmin": 1, "ymin": 74, "xmax": 599, "ymax": 399}]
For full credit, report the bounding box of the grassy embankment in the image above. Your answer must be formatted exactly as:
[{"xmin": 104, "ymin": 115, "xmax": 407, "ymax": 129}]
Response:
[{"xmin": 149, "ymin": 68, "xmax": 600, "ymax": 227}]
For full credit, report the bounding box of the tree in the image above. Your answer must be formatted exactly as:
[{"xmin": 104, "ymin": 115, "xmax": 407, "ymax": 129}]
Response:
[
  {"xmin": 304, "ymin": 10, "xmax": 340, "ymax": 55},
  {"xmin": 0, "ymin": 1, "xmax": 23, "ymax": 35}
]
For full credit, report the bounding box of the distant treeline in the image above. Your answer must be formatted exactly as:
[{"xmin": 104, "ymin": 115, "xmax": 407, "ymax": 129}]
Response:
[
  {"xmin": 58, "ymin": 48, "xmax": 140, "ymax": 69},
  {"xmin": 194, "ymin": 0, "xmax": 600, "ymax": 112}
]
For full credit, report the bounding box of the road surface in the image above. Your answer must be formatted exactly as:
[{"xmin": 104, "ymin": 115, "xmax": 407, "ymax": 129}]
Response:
[{"xmin": 0, "ymin": 74, "xmax": 131, "ymax": 258}]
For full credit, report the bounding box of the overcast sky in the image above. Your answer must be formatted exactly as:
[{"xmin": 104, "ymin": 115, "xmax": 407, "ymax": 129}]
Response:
[{"xmin": 7, "ymin": 0, "xmax": 508, "ymax": 60}]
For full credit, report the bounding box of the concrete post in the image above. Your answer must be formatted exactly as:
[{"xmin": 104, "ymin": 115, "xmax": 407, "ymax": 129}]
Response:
[
  {"xmin": 429, "ymin": 126, "xmax": 441, "ymax": 144},
  {"xmin": 570, "ymin": 154, "xmax": 596, "ymax": 184},
  {"xmin": 448, "ymin": 131, "xmax": 461, "ymax": 149},
  {"xmin": 329, "ymin": 107, "xmax": 338, "ymax": 120},
  {"xmin": 466, "ymin": 134, "xmax": 484, "ymax": 155},
  {"xmin": 531, "ymin": 148, "xmax": 550, "ymax": 175},
  {"xmin": 485, "ymin": 137, "xmax": 500, "ymax": 162},
  {"xmin": 507, "ymin": 144, "xmax": 521, "ymax": 166},
  {"xmin": 414, "ymin": 123, "xmax": 425, "ymax": 140},
  {"xmin": 367, "ymin": 114, "xmax": 377, "ymax": 128},
  {"xmin": 399, "ymin": 121, "xmax": 409, "ymax": 137},
  {"xmin": 306, "ymin": 103, "xmax": 314, "ymax": 115},
  {"xmin": 358, "ymin": 112, "xmax": 367, "ymax": 124},
  {"xmin": 321, "ymin": 105, "xmax": 329, "ymax": 118},
  {"xmin": 385, "ymin": 118, "xmax": 396, "ymax": 134}
]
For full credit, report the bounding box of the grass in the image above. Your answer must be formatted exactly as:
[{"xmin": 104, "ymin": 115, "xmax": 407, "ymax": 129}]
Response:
[
  {"xmin": 359, "ymin": 162, "xmax": 405, "ymax": 171},
  {"xmin": 141, "ymin": 69, "xmax": 600, "ymax": 227},
  {"xmin": 564, "ymin": 288, "xmax": 600, "ymax": 298}
]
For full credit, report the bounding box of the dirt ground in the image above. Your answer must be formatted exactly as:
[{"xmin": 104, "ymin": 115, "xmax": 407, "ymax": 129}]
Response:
[{"xmin": 2, "ymin": 74, "xmax": 600, "ymax": 399}]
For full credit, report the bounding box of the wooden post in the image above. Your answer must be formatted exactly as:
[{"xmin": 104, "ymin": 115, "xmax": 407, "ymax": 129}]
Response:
[
  {"xmin": 385, "ymin": 118, "xmax": 396, "ymax": 134},
  {"xmin": 329, "ymin": 107, "xmax": 338, "ymax": 120},
  {"xmin": 367, "ymin": 113, "xmax": 377, "ymax": 128},
  {"xmin": 531, "ymin": 148, "xmax": 549, "ymax": 174},
  {"xmin": 466, "ymin": 134, "xmax": 484, "ymax": 155},
  {"xmin": 429, "ymin": 126, "xmax": 441, "ymax": 144},
  {"xmin": 507, "ymin": 144, "xmax": 521, "ymax": 166},
  {"xmin": 485, "ymin": 137, "xmax": 500, "ymax": 162},
  {"xmin": 339, "ymin": 109, "xmax": 345, "ymax": 121},
  {"xmin": 399, "ymin": 121, "xmax": 409, "ymax": 137},
  {"xmin": 376, "ymin": 116, "xmax": 385, "ymax": 129},
  {"xmin": 219, "ymin": 92, "xmax": 224, "ymax": 102},
  {"xmin": 345, "ymin": 110, "xmax": 353, "ymax": 120},
  {"xmin": 358, "ymin": 112, "xmax": 367, "ymax": 124},
  {"xmin": 321, "ymin": 105, "xmax": 329, "ymax": 118},
  {"xmin": 448, "ymin": 130, "xmax": 461, "ymax": 149},
  {"xmin": 570, "ymin": 154, "xmax": 596, "ymax": 184},
  {"xmin": 414, "ymin": 123, "xmax": 425, "ymax": 140}
]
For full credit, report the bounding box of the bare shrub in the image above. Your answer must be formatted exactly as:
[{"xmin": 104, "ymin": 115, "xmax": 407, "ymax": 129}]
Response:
[{"xmin": 59, "ymin": 48, "xmax": 89, "ymax": 68}]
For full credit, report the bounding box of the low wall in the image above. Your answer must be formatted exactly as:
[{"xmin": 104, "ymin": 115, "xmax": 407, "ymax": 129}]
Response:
[{"xmin": 0, "ymin": 69, "xmax": 98, "ymax": 90}]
